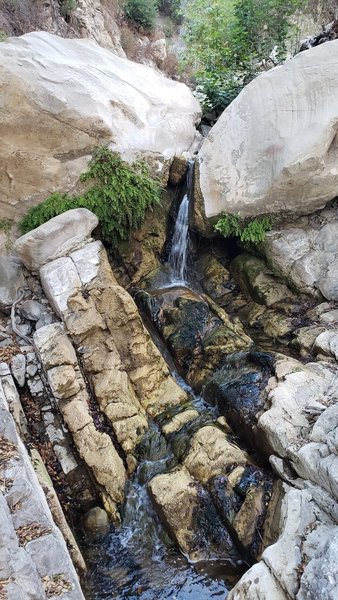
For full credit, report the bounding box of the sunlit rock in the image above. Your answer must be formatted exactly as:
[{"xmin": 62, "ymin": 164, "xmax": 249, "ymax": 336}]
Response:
[{"xmin": 198, "ymin": 41, "xmax": 338, "ymax": 220}]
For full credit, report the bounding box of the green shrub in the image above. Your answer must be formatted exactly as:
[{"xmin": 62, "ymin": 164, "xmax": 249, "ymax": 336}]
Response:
[
  {"xmin": 0, "ymin": 31, "xmax": 7, "ymax": 42},
  {"xmin": 124, "ymin": 0, "xmax": 158, "ymax": 29},
  {"xmin": 59, "ymin": 0, "xmax": 77, "ymax": 17},
  {"xmin": 183, "ymin": 0, "xmax": 302, "ymax": 113},
  {"xmin": 215, "ymin": 214, "xmax": 272, "ymax": 244},
  {"xmin": 159, "ymin": 0, "xmax": 182, "ymax": 24},
  {"xmin": 20, "ymin": 147, "xmax": 162, "ymax": 246}
]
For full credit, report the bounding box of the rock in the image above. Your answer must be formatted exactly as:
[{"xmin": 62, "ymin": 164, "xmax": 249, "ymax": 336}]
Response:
[
  {"xmin": 317, "ymin": 259, "xmax": 338, "ymax": 300},
  {"xmin": 259, "ymin": 311, "xmax": 294, "ymax": 338},
  {"xmin": 143, "ymin": 288, "xmax": 252, "ymax": 389},
  {"xmin": 35, "ymin": 312, "xmax": 54, "ymax": 330},
  {"xmin": 0, "ymin": 393, "xmax": 85, "ymax": 599},
  {"xmin": 261, "ymin": 209, "xmax": 338, "ymax": 300},
  {"xmin": 258, "ymin": 357, "xmax": 338, "ymax": 500},
  {"xmin": 33, "ymin": 323, "xmax": 77, "ymax": 369},
  {"xmin": 1, "ymin": 364, "xmax": 27, "ymax": 435},
  {"xmin": 298, "ymin": 529, "xmax": 338, "ymax": 600},
  {"xmin": 14, "ymin": 209, "xmax": 98, "ymax": 271},
  {"xmin": 161, "ymin": 409, "xmax": 199, "ymax": 435},
  {"xmin": 0, "ymin": 32, "xmax": 200, "ymax": 218},
  {"xmin": 198, "ymin": 41, "xmax": 338, "ymax": 220},
  {"xmin": 204, "ymin": 352, "xmax": 274, "ymax": 449},
  {"xmin": 228, "ymin": 561, "xmax": 288, "ymax": 600},
  {"xmin": 47, "ymin": 365, "xmax": 81, "ymax": 400},
  {"xmin": 149, "ymin": 38, "xmax": 167, "ymax": 64},
  {"xmin": 183, "ymin": 425, "xmax": 250, "ymax": 483},
  {"xmin": 10, "ymin": 354, "xmax": 26, "ymax": 388},
  {"xmin": 116, "ymin": 193, "xmax": 173, "ymax": 284},
  {"xmin": 169, "ymin": 155, "xmax": 189, "ymax": 186},
  {"xmin": 198, "ymin": 254, "xmax": 233, "ymax": 303},
  {"xmin": 18, "ymin": 300, "xmax": 44, "ymax": 322},
  {"xmin": 0, "ymin": 256, "xmax": 25, "ymax": 314},
  {"xmin": 319, "ymin": 309, "xmax": 338, "ymax": 325},
  {"xmin": 148, "ymin": 467, "xmax": 239, "ymax": 562},
  {"xmin": 231, "ymin": 254, "xmax": 294, "ymax": 307},
  {"xmin": 292, "ymin": 325, "xmax": 326, "ymax": 357},
  {"xmin": 314, "ymin": 330, "xmax": 338, "ymax": 360},
  {"xmin": 83, "ymin": 507, "xmax": 110, "ymax": 538},
  {"xmin": 0, "ymin": 0, "xmax": 125, "ymax": 57},
  {"xmin": 230, "ymin": 484, "xmax": 338, "ymax": 600},
  {"xmin": 30, "ymin": 448, "xmax": 86, "ymax": 573},
  {"xmin": 34, "ymin": 324, "xmax": 127, "ymax": 518}
]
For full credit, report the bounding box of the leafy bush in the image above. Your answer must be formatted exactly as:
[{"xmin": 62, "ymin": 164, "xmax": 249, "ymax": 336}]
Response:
[
  {"xmin": 58, "ymin": 0, "xmax": 77, "ymax": 18},
  {"xmin": 124, "ymin": 0, "xmax": 159, "ymax": 29},
  {"xmin": 0, "ymin": 31, "xmax": 7, "ymax": 42},
  {"xmin": 20, "ymin": 147, "xmax": 162, "ymax": 246},
  {"xmin": 159, "ymin": 0, "xmax": 182, "ymax": 24},
  {"xmin": 183, "ymin": 0, "xmax": 302, "ymax": 113},
  {"xmin": 215, "ymin": 214, "xmax": 272, "ymax": 244}
]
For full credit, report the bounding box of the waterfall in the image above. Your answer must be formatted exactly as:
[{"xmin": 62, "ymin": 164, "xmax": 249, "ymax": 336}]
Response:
[{"xmin": 167, "ymin": 161, "xmax": 194, "ymax": 285}]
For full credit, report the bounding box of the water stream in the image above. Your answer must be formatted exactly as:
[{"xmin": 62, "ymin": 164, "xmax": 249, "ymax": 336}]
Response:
[
  {"xmin": 82, "ymin": 162, "xmax": 242, "ymax": 598},
  {"xmin": 82, "ymin": 424, "xmax": 236, "ymax": 599},
  {"xmin": 167, "ymin": 161, "xmax": 194, "ymax": 285}
]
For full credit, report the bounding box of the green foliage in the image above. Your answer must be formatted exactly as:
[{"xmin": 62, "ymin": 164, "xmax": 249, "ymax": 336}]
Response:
[
  {"xmin": 59, "ymin": 0, "xmax": 77, "ymax": 18},
  {"xmin": 215, "ymin": 214, "xmax": 272, "ymax": 244},
  {"xmin": 0, "ymin": 31, "xmax": 7, "ymax": 42},
  {"xmin": 20, "ymin": 147, "xmax": 162, "ymax": 246},
  {"xmin": 124, "ymin": 0, "xmax": 159, "ymax": 29},
  {"xmin": 159, "ymin": 0, "xmax": 182, "ymax": 24},
  {"xmin": 183, "ymin": 0, "xmax": 302, "ymax": 113},
  {"xmin": 0, "ymin": 218, "xmax": 12, "ymax": 233}
]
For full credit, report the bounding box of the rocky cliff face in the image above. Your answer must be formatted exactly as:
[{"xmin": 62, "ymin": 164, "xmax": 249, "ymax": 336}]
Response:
[{"xmin": 0, "ymin": 0, "xmax": 125, "ymax": 55}]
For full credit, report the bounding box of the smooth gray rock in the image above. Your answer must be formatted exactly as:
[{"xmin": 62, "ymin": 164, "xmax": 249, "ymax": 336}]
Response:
[
  {"xmin": 261, "ymin": 210, "xmax": 338, "ymax": 301},
  {"xmin": 14, "ymin": 209, "xmax": 99, "ymax": 271},
  {"xmin": 298, "ymin": 530, "xmax": 338, "ymax": 599},
  {"xmin": 34, "ymin": 312, "xmax": 54, "ymax": 330},
  {"xmin": 198, "ymin": 41, "xmax": 338, "ymax": 220},
  {"xmin": 0, "ymin": 256, "xmax": 25, "ymax": 314},
  {"xmin": 19, "ymin": 300, "xmax": 44, "ymax": 322},
  {"xmin": 83, "ymin": 507, "xmax": 110, "ymax": 537},
  {"xmin": 10, "ymin": 354, "xmax": 26, "ymax": 387}
]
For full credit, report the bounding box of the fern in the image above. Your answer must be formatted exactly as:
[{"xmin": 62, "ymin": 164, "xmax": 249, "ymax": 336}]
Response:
[
  {"xmin": 20, "ymin": 147, "xmax": 162, "ymax": 246},
  {"xmin": 215, "ymin": 213, "xmax": 272, "ymax": 244}
]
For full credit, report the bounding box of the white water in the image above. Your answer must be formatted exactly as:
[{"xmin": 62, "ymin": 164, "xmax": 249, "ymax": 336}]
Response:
[{"xmin": 167, "ymin": 162, "xmax": 194, "ymax": 285}]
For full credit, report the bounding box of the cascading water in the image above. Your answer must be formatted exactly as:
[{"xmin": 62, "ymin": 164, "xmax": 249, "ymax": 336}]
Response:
[
  {"xmin": 82, "ymin": 424, "xmax": 233, "ymax": 599},
  {"xmin": 167, "ymin": 161, "xmax": 194, "ymax": 285},
  {"xmin": 82, "ymin": 160, "xmax": 243, "ymax": 599}
]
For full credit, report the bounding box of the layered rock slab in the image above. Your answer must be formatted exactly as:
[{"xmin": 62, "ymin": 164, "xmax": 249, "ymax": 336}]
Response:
[
  {"xmin": 0, "ymin": 376, "xmax": 84, "ymax": 600},
  {"xmin": 0, "ymin": 31, "xmax": 201, "ymax": 218},
  {"xmin": 261, "ymin": 207, "xmax": 338, "ymax": 301},
  {"xmin": 198, "ymin": 40, "xmax": 338, "ymax": 220}
]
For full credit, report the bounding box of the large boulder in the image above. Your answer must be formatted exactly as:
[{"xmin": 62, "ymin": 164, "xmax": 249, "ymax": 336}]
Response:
[
  {"xmin": 261, "ymin": 206, "xmax": 338, "ymax": 301},
  {"xmin": 14, "ymin": 208, "xmax": 98, "ymax": 271},
  {"xmin": 198, "ymin": 40, "xmax": 338, "ymax": 220},
  {"xmin": 0, "ymin": 31, "xmax": 201, "ymax": 219}
]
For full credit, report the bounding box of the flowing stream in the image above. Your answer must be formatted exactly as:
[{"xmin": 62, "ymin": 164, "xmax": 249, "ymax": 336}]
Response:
[
  {"xmin": 167, "ymin": 161, "xmax": 194, "ymax": 285},
  {"xmin": 82, "ymin": 162, "xmax": 242, "ymax": 598}
]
